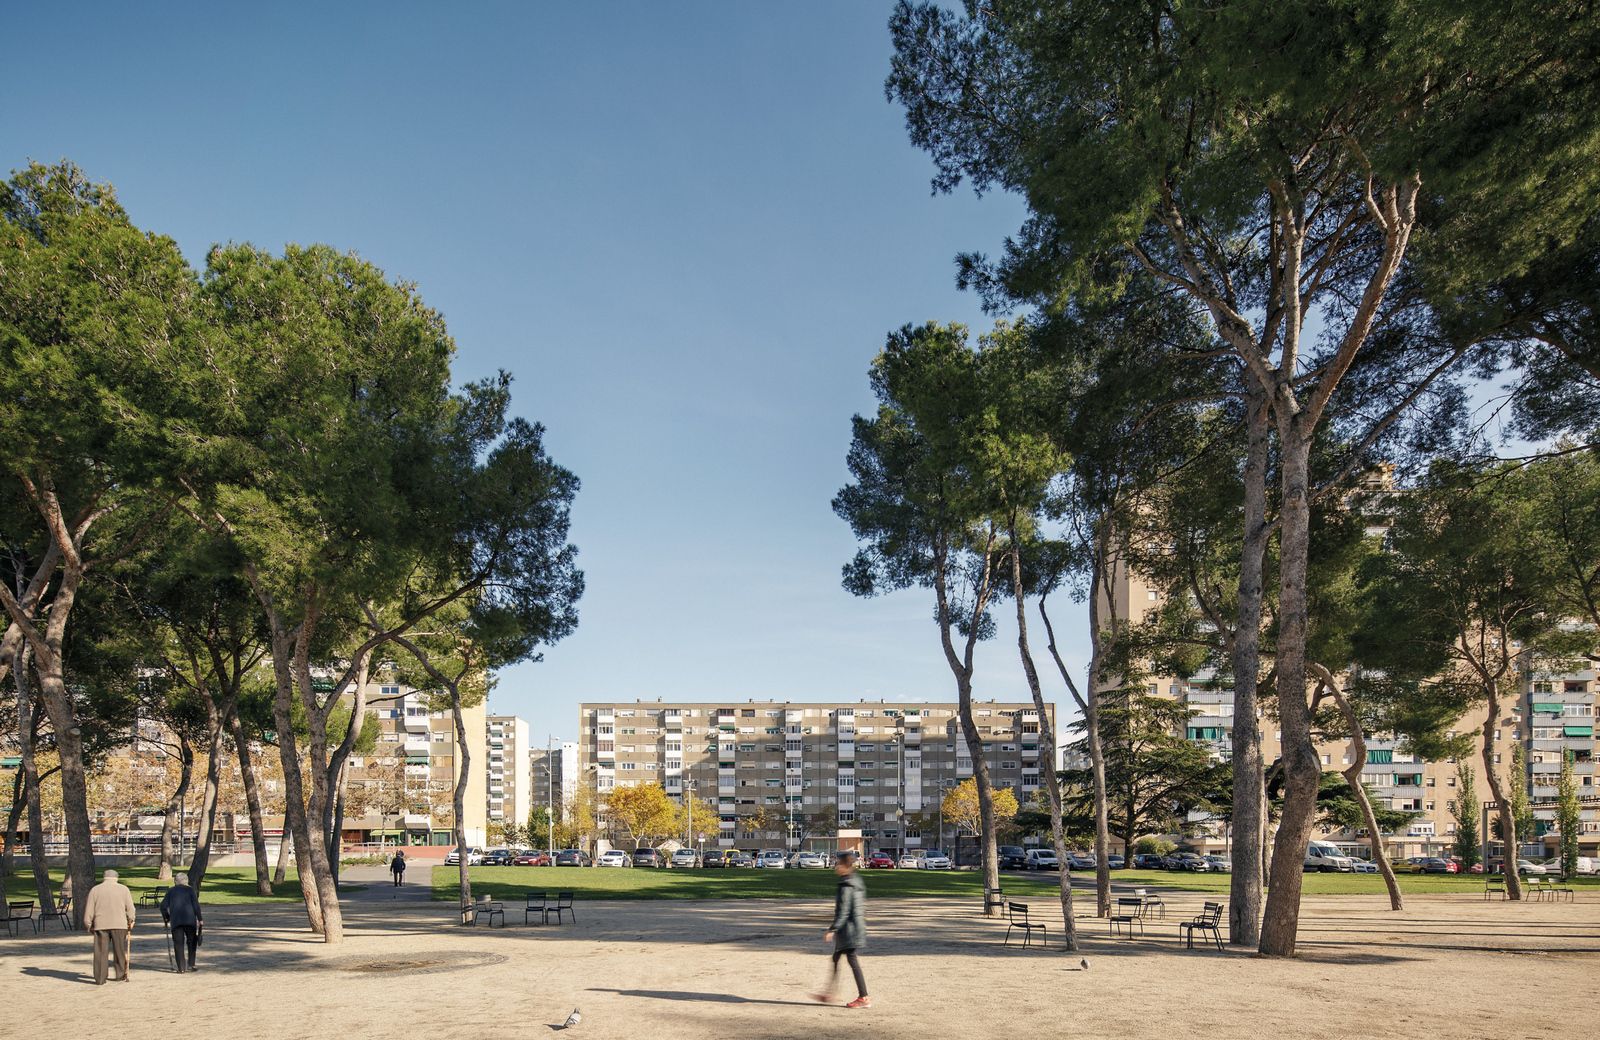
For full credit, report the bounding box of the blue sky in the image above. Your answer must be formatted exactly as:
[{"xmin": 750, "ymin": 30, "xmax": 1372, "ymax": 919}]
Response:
[{"xmin": 2, "ymin": 2, "xmax": 1090, "ymax": 740}]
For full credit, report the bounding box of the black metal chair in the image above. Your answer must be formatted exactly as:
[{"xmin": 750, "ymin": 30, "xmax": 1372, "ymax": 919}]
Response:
[
  {"xmin": 1004, "ymin": 901, "xmax": 1046, "ymax": 948},
  {"xmin": 1179, "ymin": 901, "xmax": 1225, "ymax": 951},
  {"xmin": 477, "ymin": 899, "xmax": 505, "ymax": 927},
  {"xmin": 546, "ymin": 891, "xmax": 576, "ymax": 924},
  {"xmin": 5, "ymin": 901, "xmax": 38, "ymax": 937},
  {"xmin": 983, "ymin": 886, "xmax": 1006, "ymax": 915},
  {"xmin": 1110, "ymin": 897, "xmax": 1145, "ymax": 938},
  {"xmin": 39, "ymin": 897, "xmax": 71, "ymax": 932},
  {"xmin": 524, "ymin": 891, "xmax": 548, "ymax": 925}
]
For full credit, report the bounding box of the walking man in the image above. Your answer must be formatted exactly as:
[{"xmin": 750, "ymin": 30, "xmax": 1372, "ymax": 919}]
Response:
[
  {"xmin": 390, "ymin": 849, "xmax": 407, "ymax": 886},
  {"xmin": 159, "ymin": 873, "xmax": 203, "ymax": 973},
  {"xmin": 813, "ymin": 850, "xmax": 870, "ymax": 1008},
  {"xmin": 83, "ymin": 869, "xmax": 136, "ymax": 985}
]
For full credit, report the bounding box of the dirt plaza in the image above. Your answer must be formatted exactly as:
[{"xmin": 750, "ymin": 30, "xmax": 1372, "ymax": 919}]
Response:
[{"xmin": 1, "ymin": 881, "xmax": 1593, "ymax": 1040}]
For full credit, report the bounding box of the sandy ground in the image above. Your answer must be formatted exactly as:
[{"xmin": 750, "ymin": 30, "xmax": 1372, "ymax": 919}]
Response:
[{"xmin": 2, "ymin": 870, "xmax": 1593, "ymax": 1040}]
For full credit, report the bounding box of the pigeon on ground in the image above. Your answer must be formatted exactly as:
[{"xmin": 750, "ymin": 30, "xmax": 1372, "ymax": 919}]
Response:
[
  {"xmin": 1081, "ymin": 958, "xmax": 1090, "ymax": 971},
  {"xmin": 560, "ymin": 1009, "xmax": 582, "ymax": 1029}
]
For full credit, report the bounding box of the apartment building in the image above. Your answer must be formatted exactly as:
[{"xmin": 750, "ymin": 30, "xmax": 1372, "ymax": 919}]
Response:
[
  {"xmin": 486, "ymin": 716, "xmax": 532, "ymax": 830},
  {"xmin": 530, "ymin": 740, "xmax": 579, "ymax": 824},
  {"xmin": 340, "ymin": 680, "xmax": 488, "ymax": 848},
  {"xmin": 578, "ymin": 699, "xmax": 1056, "ymax": 854},
  {"xmin": 1110, "ymin": 567, "xmax": 1600, "ymax": 861}
]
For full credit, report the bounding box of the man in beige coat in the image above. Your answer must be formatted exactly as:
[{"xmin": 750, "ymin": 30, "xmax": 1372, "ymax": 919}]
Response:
[{"xmin": 83, "ymin": 869, "xmax": 136, "ymax": 984}]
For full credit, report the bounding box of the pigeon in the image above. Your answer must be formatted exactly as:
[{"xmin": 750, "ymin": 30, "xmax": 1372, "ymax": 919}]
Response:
[
  {"xmin": 1080, "ymin": 958, "xmax": 1090, "ymax": 971},
  {"xmin": 560, "ymin": 1009, "xmax": 582, "ymax": 1029}
]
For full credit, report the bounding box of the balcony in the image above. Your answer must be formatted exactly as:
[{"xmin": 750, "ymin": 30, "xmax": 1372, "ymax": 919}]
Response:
[{"xmin": 403, "ymin": 714, "xmax": 429, "ymax": 732}]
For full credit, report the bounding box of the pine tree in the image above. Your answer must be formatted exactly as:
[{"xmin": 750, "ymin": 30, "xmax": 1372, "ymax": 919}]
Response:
[{"xmin": 1452, "ymin": 763, "xmax": 1480, "ymax": 869}]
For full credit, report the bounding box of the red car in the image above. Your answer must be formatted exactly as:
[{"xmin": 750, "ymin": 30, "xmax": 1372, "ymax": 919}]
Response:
[
  {"xmin": 512, "ymin": 850, "xmax": 552, "ymax": 866},
  {"xmin": 866, "ymin": 852, "xmax": 896, "ymax": 869}
]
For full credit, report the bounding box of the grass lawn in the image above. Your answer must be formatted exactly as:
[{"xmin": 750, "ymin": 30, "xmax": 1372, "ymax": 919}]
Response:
[
  {"xmin": 430, "ymin": 865, "xmax": 1068, "ymax": 902},
  {"xmin": 5, "ymin": 867, "xmax": 318, "ymax": 904},
  {"xmin": 432, "ymin": 865, "xmax": 1600, "ymax": 902},
  {"xmin": 1090, "ymin": 869, "xmax": 1600, "ymax": 895}
]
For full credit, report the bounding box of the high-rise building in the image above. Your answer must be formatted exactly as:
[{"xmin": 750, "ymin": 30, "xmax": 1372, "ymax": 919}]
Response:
[
  {"xmin": 530, "ymin": 740, "xmax": 579, "ymax": 825},
  {"xmin": 486, "ymin": 715, "xmax": 532, "ymax": 833},
  {"xmin": 577, "ymin": 699, "xmax": 1055, "ymax": 855}
]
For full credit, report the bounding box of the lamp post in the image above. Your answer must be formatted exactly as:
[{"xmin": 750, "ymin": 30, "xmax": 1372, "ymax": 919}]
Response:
[{"xmin": 544, "ymin": 734, "xmax": 556, "ymax": 858}]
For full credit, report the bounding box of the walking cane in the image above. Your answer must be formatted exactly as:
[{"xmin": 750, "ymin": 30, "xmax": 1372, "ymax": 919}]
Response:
[{"xmin": 163, "ymin": 920, "xmax": 174, "ymax": 970}]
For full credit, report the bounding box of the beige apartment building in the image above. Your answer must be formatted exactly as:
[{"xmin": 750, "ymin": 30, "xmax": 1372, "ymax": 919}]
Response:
[
  {"xmin": 340, "ymin": 679, "xmax": 488, "ymax": 848},
  {"xmin": 1109, "ymin": 566, "xmax": 1600, "ymax": 862},
  {"xmin": 530, "ymin": 740, "xmax": 579, "ymax": 824},
  {"xmin": 578, "ymin": 699, "xmax": 1055, "ymax": 856},
  {"xmin": 486, "ymin": 715, "xmax": 532, "ymax": 831}
]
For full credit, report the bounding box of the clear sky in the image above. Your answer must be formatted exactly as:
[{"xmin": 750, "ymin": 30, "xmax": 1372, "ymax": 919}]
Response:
[{"xmin": 2, "ymin": 2, "xmax": 1092, "ymax": 741}]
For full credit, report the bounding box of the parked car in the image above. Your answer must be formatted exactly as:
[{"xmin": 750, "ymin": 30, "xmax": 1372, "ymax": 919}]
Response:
[
  {"xmin": 898, "ymin": 851, "xmax": 926, "ymax": 869},
  {"xmin": 1516, "ymin": 859, "xmax": 1548, "ymax": 875},
  {"xmin": 998, "ymin": 845, "xmax": 1028, "ymax": 870},
  {"xmin": 597, "ymin": 849, "xmax": 631, "ymax": 867},
  {"xmin": 920, "ymin": 849, "xmax": 952, "ymax": 870},
  {"xmin": 1419, "ymin": 857, "xmax": 1458, "ymax": 874},
  {"xmin": 670, "ymin": 848, "xmax": 701, "ymax": 868},
  {"xmin": 727, "ymin": 850, "xmax": 755, "ymax": 868},
  {"xmin": 482, "ymin": 847, "xmax": 514, "ymax": 866},
  {"xmin": 1106, "ymin": 854, "xmax": 1126, "ymax": 869},
  {"xmin": 1304, "ymin": 841, "xmax": 1355, "ymax": 873},
  {"xmin": 553, "ymin": 849, "xmax": 590, "ymax": 867},
  {"xmin": 1350, "ymin": 858, "xmax": 1378, "ymax": 874},
  {"xmin": 1024, "ymin": 848, "xmax": 1059, "ymax": 870},
  {"xmin": 866, "ymin": 851, "xmax": 897, "ymax": 869},
  {"xmin": 1132, "ymin": 853, "xmax": 1166, "ymax": 870},
  {"xmin": 793, "ymin": 851, "xmax": 828, "ymax": 869},
  {"xmin": 1171, "ymin": 852, "xmax": 1210, "ymax": 872},
  {"xmin": 1204, "ymin": 855, "xmax": 1231, "ymax": 872},
  {"xmin": 512, "ymin": 849, "xmax": 552, "ymax": 866},
  {"xmin": 1394, "ymin": 856, "xmax": 1429, "ymax": 874},
  {"xmin": 444, "ymin": 846, "xmax": 484, "ymax": 866},
  {"xmin": 1066, "ymin": 853, "xmax": 1097, "ymax": 871},
  {"xmin": 631, "ymin": 847, "xmax": 667, "ymax": 868},
  {"xmin": 702, "ymin": 849, "xmax": 728, "ymax": 868},
  {"xmin": 1160, "ymin": 853, "xmax": 1188, "ymax": 870},
  {"xmin": 1544, "ymin": 856, "xmax": 1599, "ymax": 876},
  {"xmin": 756, "ymin": 849, "xmax": 788, "ymax": 869}
]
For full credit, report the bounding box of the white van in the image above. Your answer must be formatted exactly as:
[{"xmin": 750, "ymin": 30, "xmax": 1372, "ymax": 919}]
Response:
[{"xmin": 1305, "ymin": 841, "xmax": 1355, "ymax": 873}]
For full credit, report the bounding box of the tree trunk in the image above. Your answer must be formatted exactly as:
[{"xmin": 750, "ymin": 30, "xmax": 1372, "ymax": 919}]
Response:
[
  {"xmin": 1479, "ymin": 680, "xmax": 1523, "ymax": 900},
  {"xmin": 188, "ymin": 697, "xmax": 229, "ymax": 892},
  {"xmin": 12, "ymin": 649, "xmax": 55, "ymax": 912},
  {"xmin": 1260, "ymin": 429, "xmax": 1319, "ymax": 957},
  {"xmin": 2, "ymin": 766, "xmax": 24, "ymax": 879},
  {"xmin": 1007, "ymin": 515, "xmax": 1077, "ymax": 949},
  {"xmin": 33, "ymin": 665, "xmax": 95, "ymax": 929},
  {"xmin": 328, "ymin": 758, "xmax": 349, "ymax": 887},
  {"xmin": 158, "ymin": 732, "xmax": 195, "ymax": 881},
  {"xmin": 230, "ymin": 711, "xmax": 273, "ymax": 895},
  {"xmin": 274, "ymin": 817, "xmax": 293, "ymax": 884},
  {"xmin": 265, "ymin": 622, "xmax": 326, "ymax": 933},
  {"xmin": 451, "ymin": 684, "xmax": 473, "ymax": 913},
  {"xmin": 1315, "ymin": 667, "xmax": 1403, "ymax": 910},
  {"xmin": 290, "ymin": 627, "xmax": 344, "ymax": 941},
  {"xmin": 1229, "ymin": 388, "xmax": 1270, "ymax": 946}
]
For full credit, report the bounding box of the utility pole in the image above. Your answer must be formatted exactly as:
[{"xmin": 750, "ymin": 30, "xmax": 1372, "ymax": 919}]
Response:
[{"xmin": 546, "ymin": 734, "xmax": 555, "ymax": 856}]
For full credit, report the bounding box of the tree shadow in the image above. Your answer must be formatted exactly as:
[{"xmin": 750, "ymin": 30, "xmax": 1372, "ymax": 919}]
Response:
[{"xmin": 19, "ymin": 966, "xmax": 93, "ymax": 984}]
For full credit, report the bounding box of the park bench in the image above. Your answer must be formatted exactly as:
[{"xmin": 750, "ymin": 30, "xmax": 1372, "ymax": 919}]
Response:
[
  {"xmin": 1109, "ymin": 897, "xmax": 1145, "ymax": 939},
  {"xmin": 5, "ymin": 901, "xmax": 38, "ymax": 937},
  {"xmin": 1133, "ymin": 887, "xmax": 1166, "ymax": 919},
  {"xmin": 1004, "ymin": 901, "xmax": 1047, "ymax": 949},
  {"xmin": 39, "ymin": 896, "xmax": 72, "ymax": 932},
  {"xmin": 1178, "ymin": 901, "xmax": 1225, "ymax": 951},
  {"xmin": 983, "ymin": 886, "xmax": 1006, "ymax": 916},
  {"xmin": 1484, "ymin": 877, "xmax": 1507, "ymax": 900}
]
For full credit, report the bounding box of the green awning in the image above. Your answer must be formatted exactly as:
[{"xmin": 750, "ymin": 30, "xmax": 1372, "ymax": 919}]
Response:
[
  {"xmin": 1532, "ymin": 702, "xmax": 1564, "ymax": 714},
  {"xmin": 1367, "ymin": 749, "xmax": 1393, "ymax": 764},
  {"xmin": 1565, "ymin": 725, "xmax": 1594, "ymax": 737}
]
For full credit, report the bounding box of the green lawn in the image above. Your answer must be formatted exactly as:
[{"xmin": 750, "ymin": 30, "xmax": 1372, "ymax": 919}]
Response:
[
  {"xmin": 431, "ymin": 865, "xmax": 1067, "ymax": 902},
  {"xmin": 5, "ymin": 867, "xmax": 317, "ymax": 905},
  {"xmin": 432, "ymin": 865, "xmax": 1600, "ymax": 902}
]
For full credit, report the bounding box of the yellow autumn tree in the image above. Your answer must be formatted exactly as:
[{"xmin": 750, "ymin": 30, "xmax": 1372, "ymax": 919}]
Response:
[
  {"xmin": 942, "ymin": 777, "xmax": 1018, "ymax": 837},
  {"xmin": 605, "ymin": 782, "xmax": 678, "ymax": 848}
]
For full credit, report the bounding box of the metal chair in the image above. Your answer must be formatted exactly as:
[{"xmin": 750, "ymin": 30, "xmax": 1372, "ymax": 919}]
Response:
[
  {"xmin": 1133, "ymin": 887, "xmax": 1165, "ymax": 919},
  {"xmin": 39, "ymin": 897, "xmax": 71, "ymax": 932},
  {"xmin": 1524, "ymin": 877, "xmax": 1546, "ymax": 901},
  {"xmin": 1110, "ymin": 897, "xmax": 1145, "ymax": 938},
  {"xmin": 1179, "ymin": 901, "xmax": 1225, "ymax": 951},
  {"xmin": 477, "ymin": 899, "xmax": 505, "ymax": 927},
  {"xmin": 5, "ymin": 901, "xmax": 38, "ymax": 937},
  {"xmin": 546, "ymin": 891, "xmax": 576, "ymax": 924},
  {"xmin": 1004, "ymin": 901, "xmax": 1046, "ymax": 948},
  {"xmin": 983, "ymin": 886, "xmax": 1006, "ymax": 916},
  {"xmin": 1484, "ymin": 876, "xmax": 1507, "ymax": 900},
  {"xmin": 524, "ymin": 891, "xmax": 549, "ymax": 925}
]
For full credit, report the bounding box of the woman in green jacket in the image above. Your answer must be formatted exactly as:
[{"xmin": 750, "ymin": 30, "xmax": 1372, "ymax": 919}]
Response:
[{"xmin": 815, "ymin": 850, "xmax": 870, "ymax": 1008}]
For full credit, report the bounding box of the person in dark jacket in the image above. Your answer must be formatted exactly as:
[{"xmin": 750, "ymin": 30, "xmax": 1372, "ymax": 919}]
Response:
[
  {"xmin": 391, "ymin": 850, "xmax": 407, "ymax": 886},
  {"xmin": 159, "ymin": 873, "xmax": 203, "ymax": 973},
  {"xmin": 813, "ymin": 850, "xmax": 870, "ymax": 1008}
]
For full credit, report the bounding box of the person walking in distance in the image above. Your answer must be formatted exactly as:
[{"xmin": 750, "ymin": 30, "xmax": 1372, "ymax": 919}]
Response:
[
  {"xmin": 160, "ymin": 873, "xmax": 204, "ymax": 973},
  {"xmin": 813, "ymin": 851, "xmax": 870, "ymax": 1009},
  {"xmin": 83, "ymin": 869, "xmax": 136, "ymax": 985},
  {"xmin": 390, "ymin": 849, "xmax": 407, "ymax": 887}
]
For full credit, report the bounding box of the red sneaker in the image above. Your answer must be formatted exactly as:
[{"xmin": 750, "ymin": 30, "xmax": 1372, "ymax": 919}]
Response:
[{"xmin": 845, "ymin": 997, "xmax": 872, "ymax": 1009}]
